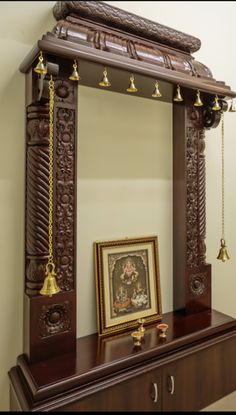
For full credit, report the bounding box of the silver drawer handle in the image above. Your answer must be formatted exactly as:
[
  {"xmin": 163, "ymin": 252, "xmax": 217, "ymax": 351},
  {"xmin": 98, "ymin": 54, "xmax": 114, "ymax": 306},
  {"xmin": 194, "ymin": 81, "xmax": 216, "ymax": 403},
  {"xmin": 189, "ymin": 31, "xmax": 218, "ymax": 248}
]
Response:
[
  {"xmin": 151, "ymin": 382, "xmax": 158, "ymax": 402},
  {"xmin": 169, "ymin": 375, "xmax": 175, "ymax": 395}
]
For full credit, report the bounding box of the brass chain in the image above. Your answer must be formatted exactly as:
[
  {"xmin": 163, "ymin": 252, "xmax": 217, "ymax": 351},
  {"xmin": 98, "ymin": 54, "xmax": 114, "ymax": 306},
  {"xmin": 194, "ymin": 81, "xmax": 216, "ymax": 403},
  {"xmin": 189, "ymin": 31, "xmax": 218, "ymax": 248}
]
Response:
[
  {"xmin": 221, "ymin": 113, "xmax": 225, "ymax": 240},
  {"xmin": 48, "ymin": 75, "xmax": 54, "ymax": 265}
]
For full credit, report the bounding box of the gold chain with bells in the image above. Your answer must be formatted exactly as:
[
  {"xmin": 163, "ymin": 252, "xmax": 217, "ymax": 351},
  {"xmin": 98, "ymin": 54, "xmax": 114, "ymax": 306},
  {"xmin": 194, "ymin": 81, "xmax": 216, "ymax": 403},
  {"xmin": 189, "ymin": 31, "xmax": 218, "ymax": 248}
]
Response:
[
  {"xmin": 217, "ymin": 112, "xmax": 230, "ymax": 262},
  {"xmin": 40, "ymin": 76, "xmax": 61, "ymax": 296}
]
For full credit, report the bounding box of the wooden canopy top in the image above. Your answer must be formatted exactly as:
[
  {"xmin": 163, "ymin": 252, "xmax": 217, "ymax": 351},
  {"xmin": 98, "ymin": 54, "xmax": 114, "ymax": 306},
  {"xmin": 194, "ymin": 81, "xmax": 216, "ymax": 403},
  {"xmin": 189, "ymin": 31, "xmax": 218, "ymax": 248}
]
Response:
[
  {"xmin": 53, "ymin": 1, "xmax": 201, "ymax": 54},
  {"xmin": 20, "ymin": 0, "xmax": 236, "ymax": 99}
]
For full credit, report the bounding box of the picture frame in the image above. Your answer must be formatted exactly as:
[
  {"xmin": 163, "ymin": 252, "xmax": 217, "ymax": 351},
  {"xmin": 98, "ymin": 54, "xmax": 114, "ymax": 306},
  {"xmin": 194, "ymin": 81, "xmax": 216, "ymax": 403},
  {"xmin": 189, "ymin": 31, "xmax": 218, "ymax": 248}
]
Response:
[{"xmin": 94, "ymin": 236, "xmax": 162, "ymax": 336}]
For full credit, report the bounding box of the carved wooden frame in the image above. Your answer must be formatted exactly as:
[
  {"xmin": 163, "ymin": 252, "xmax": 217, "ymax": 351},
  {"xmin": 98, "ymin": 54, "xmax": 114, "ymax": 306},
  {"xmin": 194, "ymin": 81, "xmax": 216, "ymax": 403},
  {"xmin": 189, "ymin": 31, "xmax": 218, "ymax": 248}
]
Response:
[{"xmin": 19, "ymin": 1, "xmax": 236, "ymax": 363}]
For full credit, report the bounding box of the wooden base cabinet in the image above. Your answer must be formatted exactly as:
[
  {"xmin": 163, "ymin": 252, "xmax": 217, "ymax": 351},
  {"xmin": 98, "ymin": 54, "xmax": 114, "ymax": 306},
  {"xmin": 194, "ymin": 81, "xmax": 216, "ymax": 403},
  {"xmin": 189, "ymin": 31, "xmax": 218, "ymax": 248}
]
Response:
[{"xmin": 9, "ymin": 310, "xmax": 236, "ymax": 412}]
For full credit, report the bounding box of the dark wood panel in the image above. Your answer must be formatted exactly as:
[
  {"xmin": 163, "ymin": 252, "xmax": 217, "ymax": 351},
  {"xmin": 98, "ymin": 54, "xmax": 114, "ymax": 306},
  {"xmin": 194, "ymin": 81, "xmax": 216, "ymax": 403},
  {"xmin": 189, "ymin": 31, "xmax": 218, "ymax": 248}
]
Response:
[
  {"xmin": 162, "ymin": 336, "xmax": 236, "ymax": 411},
  {"xmin": 57, "ymin": 370, "xmax": 162, "ymax": 412},
  {"xmin": 12, "ymin": 310, "xmax": 236, "ymax": 403},
  {"xmin": 9, "ymin": 320, "xmax": 236, "ymax": 411}
]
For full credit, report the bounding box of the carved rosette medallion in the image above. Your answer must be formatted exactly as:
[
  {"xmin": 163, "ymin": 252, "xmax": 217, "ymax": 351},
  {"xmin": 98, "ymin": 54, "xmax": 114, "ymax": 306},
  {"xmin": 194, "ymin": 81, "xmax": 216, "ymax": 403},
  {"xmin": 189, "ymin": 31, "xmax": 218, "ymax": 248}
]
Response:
[
  {"xmin": 189, "ymin": 272, "xmax": 207, "ymax": 297},
  {"xmin": 186, "ymin": 107, "xmax": 206, "ymax": 269},
  {"xmin": 39, "ymin": 301, "xmax": 71, "ymax": 338}
]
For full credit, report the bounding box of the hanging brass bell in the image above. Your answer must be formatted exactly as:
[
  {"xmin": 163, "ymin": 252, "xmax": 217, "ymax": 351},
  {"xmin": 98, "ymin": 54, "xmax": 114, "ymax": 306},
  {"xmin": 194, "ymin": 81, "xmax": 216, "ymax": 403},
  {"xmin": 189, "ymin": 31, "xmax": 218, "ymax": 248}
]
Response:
[
  {"xmin": 34, "ymin": 51, "xmax": 47, "ymax": 75},
  {"xmin": 40, "ymin": 263, "xmax": 61, "ymax": 297},
  {"xmin": 229, "ymin": 100, "xmax": 236, "ymax": 112},
  {"xmin": 99, "ymin": 68, "xmax": 111, "ymax": 87},
  {"xmin": 217, "ymin": 239, "xmax": 230, "ymax": 262},
  {"xmin": 194, "ymin": 89, "xmax": 203, "ymax": 107},
  {"xmin": 212, "ymin": 95, "xmax": 221, "ymax": 111},
  {"xmin": 152, "ymin": 81, "xmax": 162, "ymax": 98},
  {"xmin": 69, "ymin": 60, "xmax": 81, "ymax": 81},
  {"xmin": 127, "ymin": 75, "xmax": 138, "ymax": 93},
  {"xmin": 173, "ymin": 85, "xmax": 183, "ymax": 102}
]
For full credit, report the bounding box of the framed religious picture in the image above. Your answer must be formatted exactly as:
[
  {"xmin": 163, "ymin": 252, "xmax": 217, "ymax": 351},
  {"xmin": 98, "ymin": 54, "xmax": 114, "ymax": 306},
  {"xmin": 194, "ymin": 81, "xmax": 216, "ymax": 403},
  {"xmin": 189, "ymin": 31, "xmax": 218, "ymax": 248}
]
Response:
[{"xmin": 94, "ymin": 236, "xmax": 162, "ymax": 336}]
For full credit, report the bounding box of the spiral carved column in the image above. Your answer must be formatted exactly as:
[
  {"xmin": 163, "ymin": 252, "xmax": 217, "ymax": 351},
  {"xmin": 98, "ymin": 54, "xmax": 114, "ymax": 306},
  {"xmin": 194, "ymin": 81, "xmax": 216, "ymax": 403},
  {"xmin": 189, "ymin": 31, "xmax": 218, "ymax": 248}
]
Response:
[{"xmin": 24, "ymin": 75, "xmax": 77, "ymax": 363}]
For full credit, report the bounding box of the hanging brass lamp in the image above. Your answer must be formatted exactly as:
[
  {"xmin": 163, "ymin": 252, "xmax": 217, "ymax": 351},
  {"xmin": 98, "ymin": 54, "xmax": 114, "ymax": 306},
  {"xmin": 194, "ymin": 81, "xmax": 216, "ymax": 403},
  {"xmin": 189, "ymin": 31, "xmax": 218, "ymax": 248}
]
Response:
[
  {"xmin": 217, "ymin": 113, "xmax": 230, "ymax": 262},
  {"xmin": 40, "ymin": 75, "xmax": 61, "ymax": 297},
  {"xmin": 69, "ymin": 60, "xmax": 81, "ymax": 81},
  {"xmin": 127, "ymin": 74, "xmax": 138, "ymax": 93},
  {"xmin": 212, "ymin": 95, "xmax": 221, "ymax": 111},
  {"xmin": 194, "ymin": 89, "xmax": 203, "ymax": 107},
  {"xmin": 34, "ymin": 51, "xmax": 47, "ymax": 75},
  {"xmin": 99, "ymin": 68, "xmax": 111, "ymax": 87},
  {"xmin": 173, "ymin": 85, "xmax": 183, "ymax": 102},
  {"xmin": 152, "ymin": 81, "xmax": 162, "ymax": 98}
]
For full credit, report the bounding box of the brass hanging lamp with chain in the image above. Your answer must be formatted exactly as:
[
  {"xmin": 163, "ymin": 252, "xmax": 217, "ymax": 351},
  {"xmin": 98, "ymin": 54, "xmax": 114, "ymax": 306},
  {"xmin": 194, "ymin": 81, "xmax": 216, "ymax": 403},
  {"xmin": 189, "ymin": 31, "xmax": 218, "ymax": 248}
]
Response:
[
  {"xmin": 40, "ymin": 75, "xmax": 61, "ymax": 296},
  {"xmin": 217, "ymin": 113, "xmax": 230, "ymax": 262}
]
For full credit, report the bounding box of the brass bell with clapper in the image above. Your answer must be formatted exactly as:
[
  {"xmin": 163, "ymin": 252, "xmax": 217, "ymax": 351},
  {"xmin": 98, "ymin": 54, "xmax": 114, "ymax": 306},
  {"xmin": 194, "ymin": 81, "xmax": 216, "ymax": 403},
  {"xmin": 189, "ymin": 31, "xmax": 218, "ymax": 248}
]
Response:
[
  {"xmin": 229, "ymin": 100, "xmax": 236, "ymax": 112},
  {"xmin": 217, "ymin": 239, "xmax": 230, "ymax": 262},
  {"xmin": 69, "ymin": 60, "xmax": 81, "ymax": 81},
  {"xmin": 152, "ymin": 81, "xmax": 162, "ymax": 98},
  {"xmin": 34, "ymin": 51, "xmax": 47, "ymax": 75},
  {"xmin": 173, "ymin": 84, "xmax": 183, "ymax": 102},
  {"xmin": 40, "ymin": 263, "xmax": 61, "ymax": 297},
  {"xmin": 212, "ymin": 95, "xmax": 221, "ymax": 111},
  {"xmin": 127, "ymin": 74, "xmax": 138, "ymax": 93},
  {"xmin": 99, "ymin": 68, "xmax": 111, "ymax": 87},
  {"xmin": 194, "ymin": 89, "xmax": 203, "ymax": 107}
]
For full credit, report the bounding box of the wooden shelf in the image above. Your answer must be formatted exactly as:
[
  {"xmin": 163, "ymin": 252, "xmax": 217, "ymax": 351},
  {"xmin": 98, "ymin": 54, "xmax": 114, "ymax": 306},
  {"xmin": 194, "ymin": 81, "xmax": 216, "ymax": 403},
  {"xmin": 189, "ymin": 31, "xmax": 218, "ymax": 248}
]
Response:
[{"xmin": 9, "ymin": 309, "xmax": 236, "ymax": 410}]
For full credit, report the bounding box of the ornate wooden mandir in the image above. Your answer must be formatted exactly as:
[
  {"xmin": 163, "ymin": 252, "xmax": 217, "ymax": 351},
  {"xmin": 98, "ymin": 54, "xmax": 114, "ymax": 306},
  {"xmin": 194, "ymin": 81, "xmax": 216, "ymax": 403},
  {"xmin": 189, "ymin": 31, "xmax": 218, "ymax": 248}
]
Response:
[{"xmin": 9, "ymin": 1, "xmax": 236, "ymax": 412}]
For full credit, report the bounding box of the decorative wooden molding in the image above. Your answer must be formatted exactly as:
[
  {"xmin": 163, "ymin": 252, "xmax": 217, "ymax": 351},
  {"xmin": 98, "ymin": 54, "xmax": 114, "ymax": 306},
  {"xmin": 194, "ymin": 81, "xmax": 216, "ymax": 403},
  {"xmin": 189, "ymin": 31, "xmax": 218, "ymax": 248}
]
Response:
[
  {"xmin": 173, "ymin": 100, "xmax": 213, "ymax": 314},
  {"xmin": 19, "ymin": 2, "xmax": 236, "ymax": 99},
  {"xmin": 51, "ymin": 17, "xmax": 211, "ymax": 82},
  {"xmin": 53, "ymin": 1, "xmax": 201, "ymax": 54},
  {"xmin": 186, "ymin": 106, "xmax": 206, "ymax": 269}
]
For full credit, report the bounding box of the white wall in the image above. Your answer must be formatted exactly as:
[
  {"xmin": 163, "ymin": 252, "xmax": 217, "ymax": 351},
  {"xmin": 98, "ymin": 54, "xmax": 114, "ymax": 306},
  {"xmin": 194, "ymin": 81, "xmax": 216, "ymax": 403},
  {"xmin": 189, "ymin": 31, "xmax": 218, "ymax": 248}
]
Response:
[
  {"xmin": 0, "ymin": 1, "xmax": 236, "ymax": 410},
  {"xmin": 77, "ymin": 87, "xmax": 172, "ymax": 337}
]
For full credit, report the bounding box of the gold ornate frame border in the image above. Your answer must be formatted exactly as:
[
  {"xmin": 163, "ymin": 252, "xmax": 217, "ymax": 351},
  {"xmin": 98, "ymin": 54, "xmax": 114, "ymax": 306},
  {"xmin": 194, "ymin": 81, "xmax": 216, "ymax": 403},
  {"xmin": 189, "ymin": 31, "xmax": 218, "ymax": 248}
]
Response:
[{"xmin": 94, "ymin": 236, "xmax": 162, "ymax": 336}]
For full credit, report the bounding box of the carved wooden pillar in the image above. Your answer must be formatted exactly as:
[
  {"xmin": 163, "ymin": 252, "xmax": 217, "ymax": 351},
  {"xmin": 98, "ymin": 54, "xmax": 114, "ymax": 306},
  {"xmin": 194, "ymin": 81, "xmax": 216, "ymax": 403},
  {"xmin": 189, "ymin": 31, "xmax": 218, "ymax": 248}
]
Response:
[
  {"xmin": 173, "ymin": 100, "xmax": 211, "ymax": 314},
  {"xmin": 24, "ymin": 72, "xmax": 77, "ymax": 362}
]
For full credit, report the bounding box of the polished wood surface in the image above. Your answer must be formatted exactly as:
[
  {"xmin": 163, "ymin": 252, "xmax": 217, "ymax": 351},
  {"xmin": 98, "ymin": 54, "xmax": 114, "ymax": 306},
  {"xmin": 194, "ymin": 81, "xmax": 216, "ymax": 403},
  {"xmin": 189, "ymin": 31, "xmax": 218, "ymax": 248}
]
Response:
[
  {"xmin": 53, "ymin": 1, "xmax": 201, "ymax": 53},
  {"xmin": 9, "ymin": 0, "xmax": 236, "ymax": 411},
  {"xmin": 162, "ymin": 335, "xmax": 236, "ymax": 411},
  {"xmin": 19, "ymin": 2, "xmax": 236, "ymax": 98},
  {"xmin": 19, "ymin": 0, "xmax": 234, "ymax": 367},
  {"xmin": 173, "ymin": 99, "xmax": 213, "ymax": 314},
  {"xmin": 9, "ymin": 309, "xmax": 236, "ymax": 411}
]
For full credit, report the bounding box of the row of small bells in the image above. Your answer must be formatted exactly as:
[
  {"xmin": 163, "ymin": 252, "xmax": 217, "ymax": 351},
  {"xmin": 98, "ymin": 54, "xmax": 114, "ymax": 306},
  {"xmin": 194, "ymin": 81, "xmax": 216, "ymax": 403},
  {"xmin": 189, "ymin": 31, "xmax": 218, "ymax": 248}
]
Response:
[
  {"xmin": 34, "ymin": 52, "xmax": 236, "ymax": 111},
  {"xmin": 34, "ymin": 51, "xmax": 232, "ymax": 297}
]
